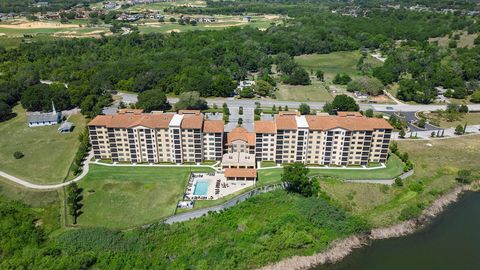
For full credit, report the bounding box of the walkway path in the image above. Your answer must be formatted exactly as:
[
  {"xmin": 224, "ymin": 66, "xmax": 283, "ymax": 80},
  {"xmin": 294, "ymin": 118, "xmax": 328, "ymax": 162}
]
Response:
[
  {"xmin": 0, "ymin": 152, "xmax": 94, "ymax": 190},
  {"xmin": 392, "ymin": 125, "xmax": 480, "ymax": 140}
]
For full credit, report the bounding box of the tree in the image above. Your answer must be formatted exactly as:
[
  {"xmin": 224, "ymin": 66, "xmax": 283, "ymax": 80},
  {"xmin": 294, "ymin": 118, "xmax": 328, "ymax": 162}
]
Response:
[
  {"xmin": 67, "ymin": 183, "xmax": 82, "ymax": 224},
  {"xmin": 455, "ymin": 124, "xmax": 464, "ymax": 135},
  {"xmin": 0, "ymin": 101, "xmax": 13, "ymax": 121},
  {"xmin": 416, "ymin": 118, "xmax": 426, "ymax": 128},
  {"xmin": 253, "ymin": 80, "xmax": 274, "ymax": 97},
  {"xmin": 365, "ymin": 109, "xmax": 374, "ymax": 118},
  {"xmin": 298, "ymin": 103, "xmax": 310, "ymax": 115},
  {"xmin": 212, "ymin": 74, "xmax": 236, "ymax": 97},
  {"xmin": 459, "ymin": 104, "xmax": 469, "ymax": 113},
  {"xmin": 283, "ymin": 67, "xmax": 311, "ymax": 85},
  {"xmin": 238, "ymin": 118, "xmax": 243, "ymax": 125},
  {"xmin": 239, "ymin": 106, "xmax": 243, "ymax": 115},
  {"xmin": 456, "ymin": 169, "xmax": 473, "ymax": 184},
  {"xmin": 448, "ymin": 40, "xmax": 457, "ymax": 48},
  {"xmin": 323, "ymin": 94, "xmax": 359, "ymax": 114},
  {"xmin": 316, "ymin": 70, "xmax": 324, "ymax": 81},
  {"xmin": 282, "ymin": 163, "xmax": 318, "ymax": 197},
  {"xmin": 239, "ymin": 86, "xmax": 255, "ymax": 98},
  {"xmin": 395, "ymin": 177, "xmax": 403, "ymax": 187},
  {"xmin": 332, "ymin": 73, "xmax": 352, "ymax": 85},
  {"xmin": 13, "ymin": 151, "xmax": 24, "ymax": 159},
  {"xmin": 136, "ymin": 89, "xmax": 170, "ymax": 112},
  {"xmin": 470, "ymin": 90, "xmax": 480, "ymax": 103},
  {"xmin": 399, "ymin": 129, "xmax": 406, "ymax": 138},
  {"xmin": 222, "ymin": 103, "xmax": 230, "ymax": 116},
  {"xmin": 389, "ymin": 141, "xmax": 398, "ymax": 154},
  {"xmin": 169, "ymin": 17, "xmax": 176, "ymax": 22},
  {"xmin": 346, "ymin": 77, "xmax": 384, "ymax": 96},
  {"xmin": 174, "ymin": 91, "xmax": 208, "ymax": 110}
]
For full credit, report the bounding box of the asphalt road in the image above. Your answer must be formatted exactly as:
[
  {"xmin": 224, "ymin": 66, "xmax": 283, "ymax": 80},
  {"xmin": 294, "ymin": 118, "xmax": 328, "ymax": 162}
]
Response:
[{"xmin": 115, "ymin": 92, "xmax": 480, "ymax": 113}]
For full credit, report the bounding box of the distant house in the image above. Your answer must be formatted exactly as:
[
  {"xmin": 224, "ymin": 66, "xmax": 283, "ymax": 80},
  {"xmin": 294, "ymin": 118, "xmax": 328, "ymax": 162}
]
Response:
[
  {"xmin": 28, "ymin": 102, "xmax": 61, "ymax": 127},
  {"xmin": 238, "ymin": 80, "xmax": 255, "ymax": 91},
  {"xmin": 243, "ymin": 16, "xmax": 252, "ymax": 22},
  {"xmin": 354, "ymin": 91, "xmax": 369, "ymax": 99},
  {"xmin": 34, "ymin": 2, "xmax": 50, "ymax": 8},
  {"xmin": 58, "ymin": 121, "xmax": 74, "ymax": 133}
]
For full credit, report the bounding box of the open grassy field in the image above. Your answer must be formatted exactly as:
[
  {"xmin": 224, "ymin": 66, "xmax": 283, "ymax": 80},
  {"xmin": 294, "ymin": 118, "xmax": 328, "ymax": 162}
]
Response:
[
  {"xmin": 424, "ymin": 112, "xmax": 480, "ymax": 128},
  {"xmin": 258, "ymin": 155, "xmax": 404, "ymax": 187},
  {"xmin": 0, "ymin": 105, "xmax": 86, "ymax": 184},
  {"xmin": 294, "ymin": 51, "xmax": 382, "ymax": 82},
  {"xmin": 76, "ymin": 165, "xmax": 213, "ymax": 228},
  {"xmin": 275, "ymin": 79, "xmax": 333, "ymax": 102},
  {"xmin": 428, "ymin": 31, "xmax": 478, "ymax": 49},
  {"xmin": 321, "ymin": 135, "xmax": 480, "ymax": 227}
]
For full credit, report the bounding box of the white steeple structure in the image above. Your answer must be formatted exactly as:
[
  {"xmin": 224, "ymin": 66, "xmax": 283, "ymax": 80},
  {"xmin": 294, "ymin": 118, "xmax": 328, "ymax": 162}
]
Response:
[{"xmin": 51, "ymin": 100, "xmax": 56, "ymax": 114}]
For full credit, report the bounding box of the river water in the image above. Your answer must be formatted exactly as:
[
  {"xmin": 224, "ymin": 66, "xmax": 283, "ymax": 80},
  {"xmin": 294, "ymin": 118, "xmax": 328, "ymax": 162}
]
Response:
[{"xmin": 316, "ymin": 192, "xmax": 480, "ymax": 270}]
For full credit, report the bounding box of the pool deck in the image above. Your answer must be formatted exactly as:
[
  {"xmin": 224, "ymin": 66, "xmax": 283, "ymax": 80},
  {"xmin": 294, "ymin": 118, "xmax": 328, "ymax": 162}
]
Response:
[{"xmin": 185, "ymin": 172, "xmax": 255, "ymax": 200}]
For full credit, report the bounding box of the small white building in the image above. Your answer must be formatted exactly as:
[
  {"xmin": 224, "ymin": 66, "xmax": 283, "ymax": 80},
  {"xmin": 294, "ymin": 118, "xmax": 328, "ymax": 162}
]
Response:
[
  {"xmin": 237, "ymin": 80, "xmax": 255, "ymax": 93},
  {"xmin": 27, "ymin": 102, "xmax": 61, "ymax": 127},
  {"xmin": 243, "ymin": 16, "xmax": 252, "ymax": 22}
]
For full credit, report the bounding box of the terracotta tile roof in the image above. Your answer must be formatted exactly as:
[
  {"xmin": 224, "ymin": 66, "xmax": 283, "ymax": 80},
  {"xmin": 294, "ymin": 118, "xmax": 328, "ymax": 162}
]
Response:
[
  {"xmin": 278, "ymin": 111, "xmax": 300, "ymax": 116},
  {"xmin": 178, "ymin": 110, "xmax": 201, "ymax": 115},
  {"xmin": 227, "ymin": 127, "xmax": 255, "ymax": 145},
  {"xmin": 337, "ymin": 111, "xmax": 363, "ymax": 117},
  {"xmin": 305, "ymin": 115, "xmax": 392, "ymax": 131},
  {"xmin": 117, "ymin": 109, "xmax": 144, "ymax": 114},
  {"xmin": 203, "ymin": 120, "xmax": 224, "ymax": 133},
  {"xmin": 224, "ymin": 168, "xmax": 257, "ymax": 178},
  {"xmin": 254, "ymin": 120, "xmax": 276, "ymax": 133},
  {"xmin": 275, "ymin": 115, "xmax": 297, "ymax": 130},
  {"xmin": 88, "ymin": 114, "xmax": 174, "ymax": 129},
  {"xmin": 181, "ymin": 114, "xmax": 204, "ymax": 129}
]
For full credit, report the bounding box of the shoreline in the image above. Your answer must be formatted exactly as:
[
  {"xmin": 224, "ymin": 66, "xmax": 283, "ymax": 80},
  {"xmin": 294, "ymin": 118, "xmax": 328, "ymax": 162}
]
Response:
[{"xmin": 259, "ymin": 181, "xmax": 479, "ymax": 270}]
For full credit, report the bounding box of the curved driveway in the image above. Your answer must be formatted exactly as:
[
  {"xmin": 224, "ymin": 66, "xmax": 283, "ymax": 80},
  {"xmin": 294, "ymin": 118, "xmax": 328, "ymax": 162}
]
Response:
[{"xmin": 0, "ymin": 152, "xmax": 93, "ymax": 190}]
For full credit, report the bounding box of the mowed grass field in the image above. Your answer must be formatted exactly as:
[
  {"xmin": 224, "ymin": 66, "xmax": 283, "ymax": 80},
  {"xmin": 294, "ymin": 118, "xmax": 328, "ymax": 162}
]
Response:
[
  {"xmin": 294, "ymin": 51, "xmax": 382, "ymax": 82},
  {"xmin": 276, "ymin": 79, "xmax": 333, "ymax": 102},
  {"xmin": 321, "ymin": 135, "xmax": 480, "ymax": 227},
  {"xmin": 77, "ymin": 165, "xmax": 214, "ymax": 228},
  {"xmin": 276, "ymin": 51, "xmax": 383, "ymax": 102},
  {"xmin": 0, "ymin": 105, "xmax": 86, "ymax": 184},
  {"xmin": 424, "ymin": 112, "xmax": 480, "ymax": 128},
  {"xmin": 258, "ymin": 155, "xmax": 404, "ymax": 187}
]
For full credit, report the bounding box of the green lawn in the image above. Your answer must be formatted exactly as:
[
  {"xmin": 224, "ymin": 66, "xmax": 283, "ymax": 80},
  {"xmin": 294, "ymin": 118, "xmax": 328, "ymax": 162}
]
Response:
[
  {"xmin": 424, "ymin": 112, "xmax": 480, "ymax": 128},
  {"xmin": 275, "ymin": 79, "xmax": 333, "ymax": 102},
  {"xmin": 76, "ymin": 165, "xmax": 213, "ymax": 229},
  {"xmin": 294, "ymin": 51, "xmax": 382, "ymax": 82},
  {"xmin": 322, "ymin": 135, "xmax": 480, "ymax": 227},
  {"xmin": 275, "ymin": 51, "xmax": 383, "ymax": 102},
  {"xmin": 258, "ymin": 155, "xmax": 404, "ymax": 187},
  {"xmin": 0, "ymin": 105, "xmax": 86, "ymax": 184}
]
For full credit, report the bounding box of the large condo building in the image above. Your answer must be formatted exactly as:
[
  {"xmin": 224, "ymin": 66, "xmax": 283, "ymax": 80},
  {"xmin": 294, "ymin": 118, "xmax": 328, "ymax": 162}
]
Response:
[{"xmin": 88, "ymin": 110, "xmax": 392, "ymax": 166}]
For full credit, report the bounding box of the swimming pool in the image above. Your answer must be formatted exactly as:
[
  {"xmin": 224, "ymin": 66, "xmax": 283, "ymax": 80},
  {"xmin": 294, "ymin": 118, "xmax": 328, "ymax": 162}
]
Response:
[{"xmin": 193, "ymin": 180, "xmax": 209, "ymax": 196}]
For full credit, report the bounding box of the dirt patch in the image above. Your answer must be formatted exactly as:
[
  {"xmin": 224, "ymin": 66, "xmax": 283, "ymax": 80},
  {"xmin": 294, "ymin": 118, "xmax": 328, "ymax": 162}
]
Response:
[
  {"xmin": 166, "ymin": 29, "xmax": 181, "ymax": 33},
  {"xmin": 53, "ymin": 30, "xmax": 108, "ymax": 38},
  {"xmin": 204, "ymin": 23, "xmax": 245, "ymax": 28},
  {"xmin": 0, "ymin": 21, "xmax": 80, "ymax": 29},
  {"xmin": 369, "ymin": 94, "xmax": 393, "ymax": 104},
  {"xmin": 264, "ymin": 15, "xmax": 280, "ymax": 20}
]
